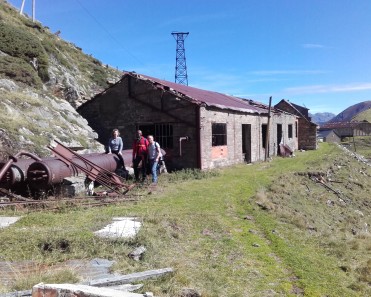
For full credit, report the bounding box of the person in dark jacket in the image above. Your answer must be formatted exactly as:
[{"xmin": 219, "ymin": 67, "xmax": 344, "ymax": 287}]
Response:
[
  {"xmin": 132, "ymin": 130, "xmax": 149, "ymax": 182},
  {"xmin": 107, "ymin": 128, "xmax": 126, "ymax": 169}
]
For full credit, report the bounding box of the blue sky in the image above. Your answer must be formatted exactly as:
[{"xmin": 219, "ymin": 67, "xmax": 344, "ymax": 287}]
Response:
[{"xmin": 8, "ymin": 0, "xmax": 371, "ymax": 114}]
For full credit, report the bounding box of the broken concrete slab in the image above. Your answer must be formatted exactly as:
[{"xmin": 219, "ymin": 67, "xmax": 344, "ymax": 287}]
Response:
[
  {"xmin": 0, "ymin": 216, "xmax": 21, "ymax": 228},
  {"xmin": 89, "ymin": 268, "xmax": 174, "ymax": 287},
  {"xmin": 60, "ymin": 176, "xmax": 87, "ymax": 196},
  {"xmin": 94, "ymin": 217, "xmax": 141, "ymax": 239},
  {"xmin": 32, "ymin": 283, "xmax": 147, "ymax": 297}
]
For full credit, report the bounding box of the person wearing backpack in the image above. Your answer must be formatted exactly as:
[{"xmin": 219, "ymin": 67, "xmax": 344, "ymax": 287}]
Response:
[{"xmin": 147, "ymin": 135, "xmax": 162, "ymax": 184}]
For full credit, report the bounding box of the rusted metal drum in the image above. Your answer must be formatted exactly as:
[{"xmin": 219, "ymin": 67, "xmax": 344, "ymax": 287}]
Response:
[
  {"xmin": 0, "ymin": 158, "xmax": 35, "ymax": 188},
  {"xmin": 0, "ymin": 156, "xmax": 55, "ymax": 188},
  {"xmin": 27, "ymin": 159, "xmax": 73, "ymax": 188}
]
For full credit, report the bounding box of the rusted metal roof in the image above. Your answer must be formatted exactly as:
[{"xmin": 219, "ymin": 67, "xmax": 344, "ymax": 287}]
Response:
[
  {"xmin": 320, "ymin": 121, "xmax": 361, "ymax": 130},
  {"xmin": 125, "ymin": 72, "xmax": 270, "ymax": 114}
]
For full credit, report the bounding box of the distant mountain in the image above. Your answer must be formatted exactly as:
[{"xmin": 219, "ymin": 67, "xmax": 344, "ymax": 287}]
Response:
[
  {"xmin": 327, "ymin": 101, "xmax": 371, "ymax": 123},
  {"xmin": 309, "ymin": 112, "xmax": 336, "ymax": 124}
]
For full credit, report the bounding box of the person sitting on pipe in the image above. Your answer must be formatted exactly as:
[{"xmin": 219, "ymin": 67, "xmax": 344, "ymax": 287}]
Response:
[{"xmin": 107, "ymin": 129, "xmax": 126, "ymax": 171}]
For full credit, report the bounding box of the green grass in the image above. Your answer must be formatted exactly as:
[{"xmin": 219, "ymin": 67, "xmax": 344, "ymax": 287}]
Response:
[
  {"xmin": 0, "ymin": 143, "xmax": 370, "ymax": 296},
  {"xmin": 342, "ymin": 136, "xmax": 371, "ymax": 159}
]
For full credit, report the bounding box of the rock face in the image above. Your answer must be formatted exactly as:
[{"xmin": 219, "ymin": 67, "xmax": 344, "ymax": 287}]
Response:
[
  {"xmin": 0, "ymin": 78, "xmax": 105, "ymax": 159},
  {"xmin": 0, "ymin": 2, "xmax": 123, "ymax": 159}
]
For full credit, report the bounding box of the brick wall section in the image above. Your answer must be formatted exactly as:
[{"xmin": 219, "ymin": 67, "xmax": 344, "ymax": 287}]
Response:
[
  {"xmin": 298, "ymin": 117, "xmax": 318, "ymax": 150},
  {"xmin": 275, "ymin": 100, "xmax": 318, "ymax": 150},
  {"xmin": 199, "ymin": 107, "xmax": 298, "ymax": 169}
]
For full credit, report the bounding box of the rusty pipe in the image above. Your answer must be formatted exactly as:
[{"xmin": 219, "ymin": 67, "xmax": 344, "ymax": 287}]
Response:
[
  {"xmin": 179, "ymin": 136, "xmax": 189, "ymax": 156},
  {"xmin": 26, "ymin": 152, "xmax": 130, "ymax": 189}
]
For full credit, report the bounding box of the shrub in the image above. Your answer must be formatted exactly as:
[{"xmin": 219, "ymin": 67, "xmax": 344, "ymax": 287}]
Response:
[
  {"xmin": 0, "ymin": 22, "xmax": 49, "ymax": 82},
  {"xmin": 91, "ymin": 64, "xmax": 108, "ymax": 88},
  {"xmin": 0, "ymin": 55, "xmax": 42, "ymax": 87},
  {"xmin": 42, "ymin": 37, "xmax": 72, "ymax": 69}
]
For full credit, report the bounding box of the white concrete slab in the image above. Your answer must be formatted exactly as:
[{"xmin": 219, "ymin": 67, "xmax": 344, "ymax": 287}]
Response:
[
  {"xmin": 94, "ymin": 217, "xmax": 141, "ymax": 239},
  {"xmin": 0, "ymin": 217, "xmax": 21, "ymax": 229},
  {"xmin": 32, "ymin": 283, "xmax": 145, "ymax": 297}
]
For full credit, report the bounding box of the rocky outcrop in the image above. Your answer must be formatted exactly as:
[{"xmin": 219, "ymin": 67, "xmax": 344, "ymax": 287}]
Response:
[
  {"xmin": 0, "ymin": 78, "xmax": 104, "ymax": 159},
  {"xmin": 0, "ymin": 2, "xmax": 123, "ymax": 159}
]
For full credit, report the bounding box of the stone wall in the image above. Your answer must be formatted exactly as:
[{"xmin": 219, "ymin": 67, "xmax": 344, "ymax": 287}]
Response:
[
  {"xmin": 274, "ymin": 100, "xmax": 317, "ymax": 150},
  {"xmin": 298, "ymin": 118, "xmax": 318, "ymax": 150},
  {"xmin": 78, "ymin": 76, "xmax": 199, "ymax": 169},
  {"xmin": 78, "ymin": 75, "xmax": 299, "ymax": 170}
]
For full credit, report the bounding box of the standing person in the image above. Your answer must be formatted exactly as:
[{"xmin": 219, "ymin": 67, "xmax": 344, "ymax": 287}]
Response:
[
  {"xmin": 147, "ymin": 135, "xmax": 162, "ymax": 184},
  {"xmin": 107, "ymin": 129, "xmax": 126, "ymax": 169},
  {"xmin": 132, "ymin": 130, "xmax": 149, "ymax": 182}
]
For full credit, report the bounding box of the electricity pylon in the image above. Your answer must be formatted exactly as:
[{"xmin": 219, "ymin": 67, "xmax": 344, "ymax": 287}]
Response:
[{"xmin": 171, "ymin": 32, "xmax": 189, "ymax": 86}]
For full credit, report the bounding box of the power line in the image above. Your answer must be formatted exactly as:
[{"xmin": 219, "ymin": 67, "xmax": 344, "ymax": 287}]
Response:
[{"xmin": 74, "ymin": 0, "xmax": 145, "ymax": 67}]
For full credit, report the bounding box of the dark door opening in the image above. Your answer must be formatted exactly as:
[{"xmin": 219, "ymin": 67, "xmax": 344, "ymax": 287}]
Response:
[
  {"xmin": 277, "ymin": 124, "xmax": 282, "ymax": 154},
  {"xmin": 137, "ymin": 123, "xmax": 173, "ymax": 149},
  {"xmin": 242, "ymin": 124, "xmax": 251, "ymax": 163}
]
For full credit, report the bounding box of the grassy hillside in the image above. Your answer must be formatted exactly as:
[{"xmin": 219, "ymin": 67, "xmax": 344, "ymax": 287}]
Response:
[
  {"xmin": 0, "ymin": 1, "xmax": 119, "ymax": 91},
  {"xmin": 342, "ymin": 136, "xmax": 371, "ymax": 160},
  {"xmin": 352, "ymin": 108, "xmax": 371, "ymax": 122},
  {"xmin": 0, "ymin": 143, "xmax": 370, "ymax": 296},
  {"xmin": 0, "ymin": 1, "xmax": 122, "ymax": 157}
]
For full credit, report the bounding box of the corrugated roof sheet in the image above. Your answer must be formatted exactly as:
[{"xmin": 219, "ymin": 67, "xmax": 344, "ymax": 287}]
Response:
[
  {"xmin": 320, "ymin": 121, "xmax": 362, "ymax": 129},
  {"xmin": 125, "ymin": 72, "xmax": 269, "ymax": 114}
]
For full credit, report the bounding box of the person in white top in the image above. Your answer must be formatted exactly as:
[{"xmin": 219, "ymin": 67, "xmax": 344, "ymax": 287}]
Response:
[{"xmin": 147, "ymin": 135, "xmax": 162, "ymax": 184}]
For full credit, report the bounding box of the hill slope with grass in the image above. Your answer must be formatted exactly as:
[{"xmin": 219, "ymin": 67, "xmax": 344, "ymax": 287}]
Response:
[
  {"xmin": 328, "ymin": 100, "xmax": 371, "ymax": 123},
  {"xmin": 0, "ymin": 143, "xmax": 369, "ymax": 296},
  {"xmin": 0, "ymin": 1, "xmax": 122, "ymax": 158}
]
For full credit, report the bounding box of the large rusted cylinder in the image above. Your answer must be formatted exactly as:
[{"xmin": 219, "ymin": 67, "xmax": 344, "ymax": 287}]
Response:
[
  {"xmin": 0, "ymin": 152, "xmax": 44, "ymax": 189},
  {"xmin": 26, "ymin": 152, "xmax": 130, "ymax": 189},
  {"xmin": 0, "ymin": 159, "xmax": 35, "ymax": 188},
  {"xmin": 27, "ymin": 159, "xmax": 74, "ymax": 189},
  {"xmin": 1, "ymin": 150, "xmax": 133, "ymax": 190}
]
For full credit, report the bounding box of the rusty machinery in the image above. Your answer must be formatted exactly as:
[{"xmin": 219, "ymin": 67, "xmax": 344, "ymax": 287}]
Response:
[{"xmin": 0, "ymin": 141, "xmax": 134, "ymax": 197}]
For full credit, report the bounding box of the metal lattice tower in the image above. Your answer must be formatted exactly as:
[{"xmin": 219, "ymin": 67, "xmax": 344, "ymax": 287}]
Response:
[{"xmin": 172, "ymin": 32, "xmax": 189, "ymax": 85}]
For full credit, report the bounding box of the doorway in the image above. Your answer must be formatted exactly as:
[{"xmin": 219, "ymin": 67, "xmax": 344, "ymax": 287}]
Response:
[
  {"xmin": 242, "ymin": 124, "xmax": 251, "ymax": 163},
  {"xmin": 277, "ymin": 124, "xmax": 282, "ymax": 154}
]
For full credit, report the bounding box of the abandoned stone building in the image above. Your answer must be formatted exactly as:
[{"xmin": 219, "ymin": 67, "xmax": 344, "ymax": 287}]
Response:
[
  {"xmin": 319, "ymin": 121, "xmax": 371, "ymax": 140},
  {"xmin": 274, "ymin": 99, "xmax": 318, "ymax": 150},
  {"xmin": 77, "ymin": 72, "xmax": 300, "ymax": 170}
]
